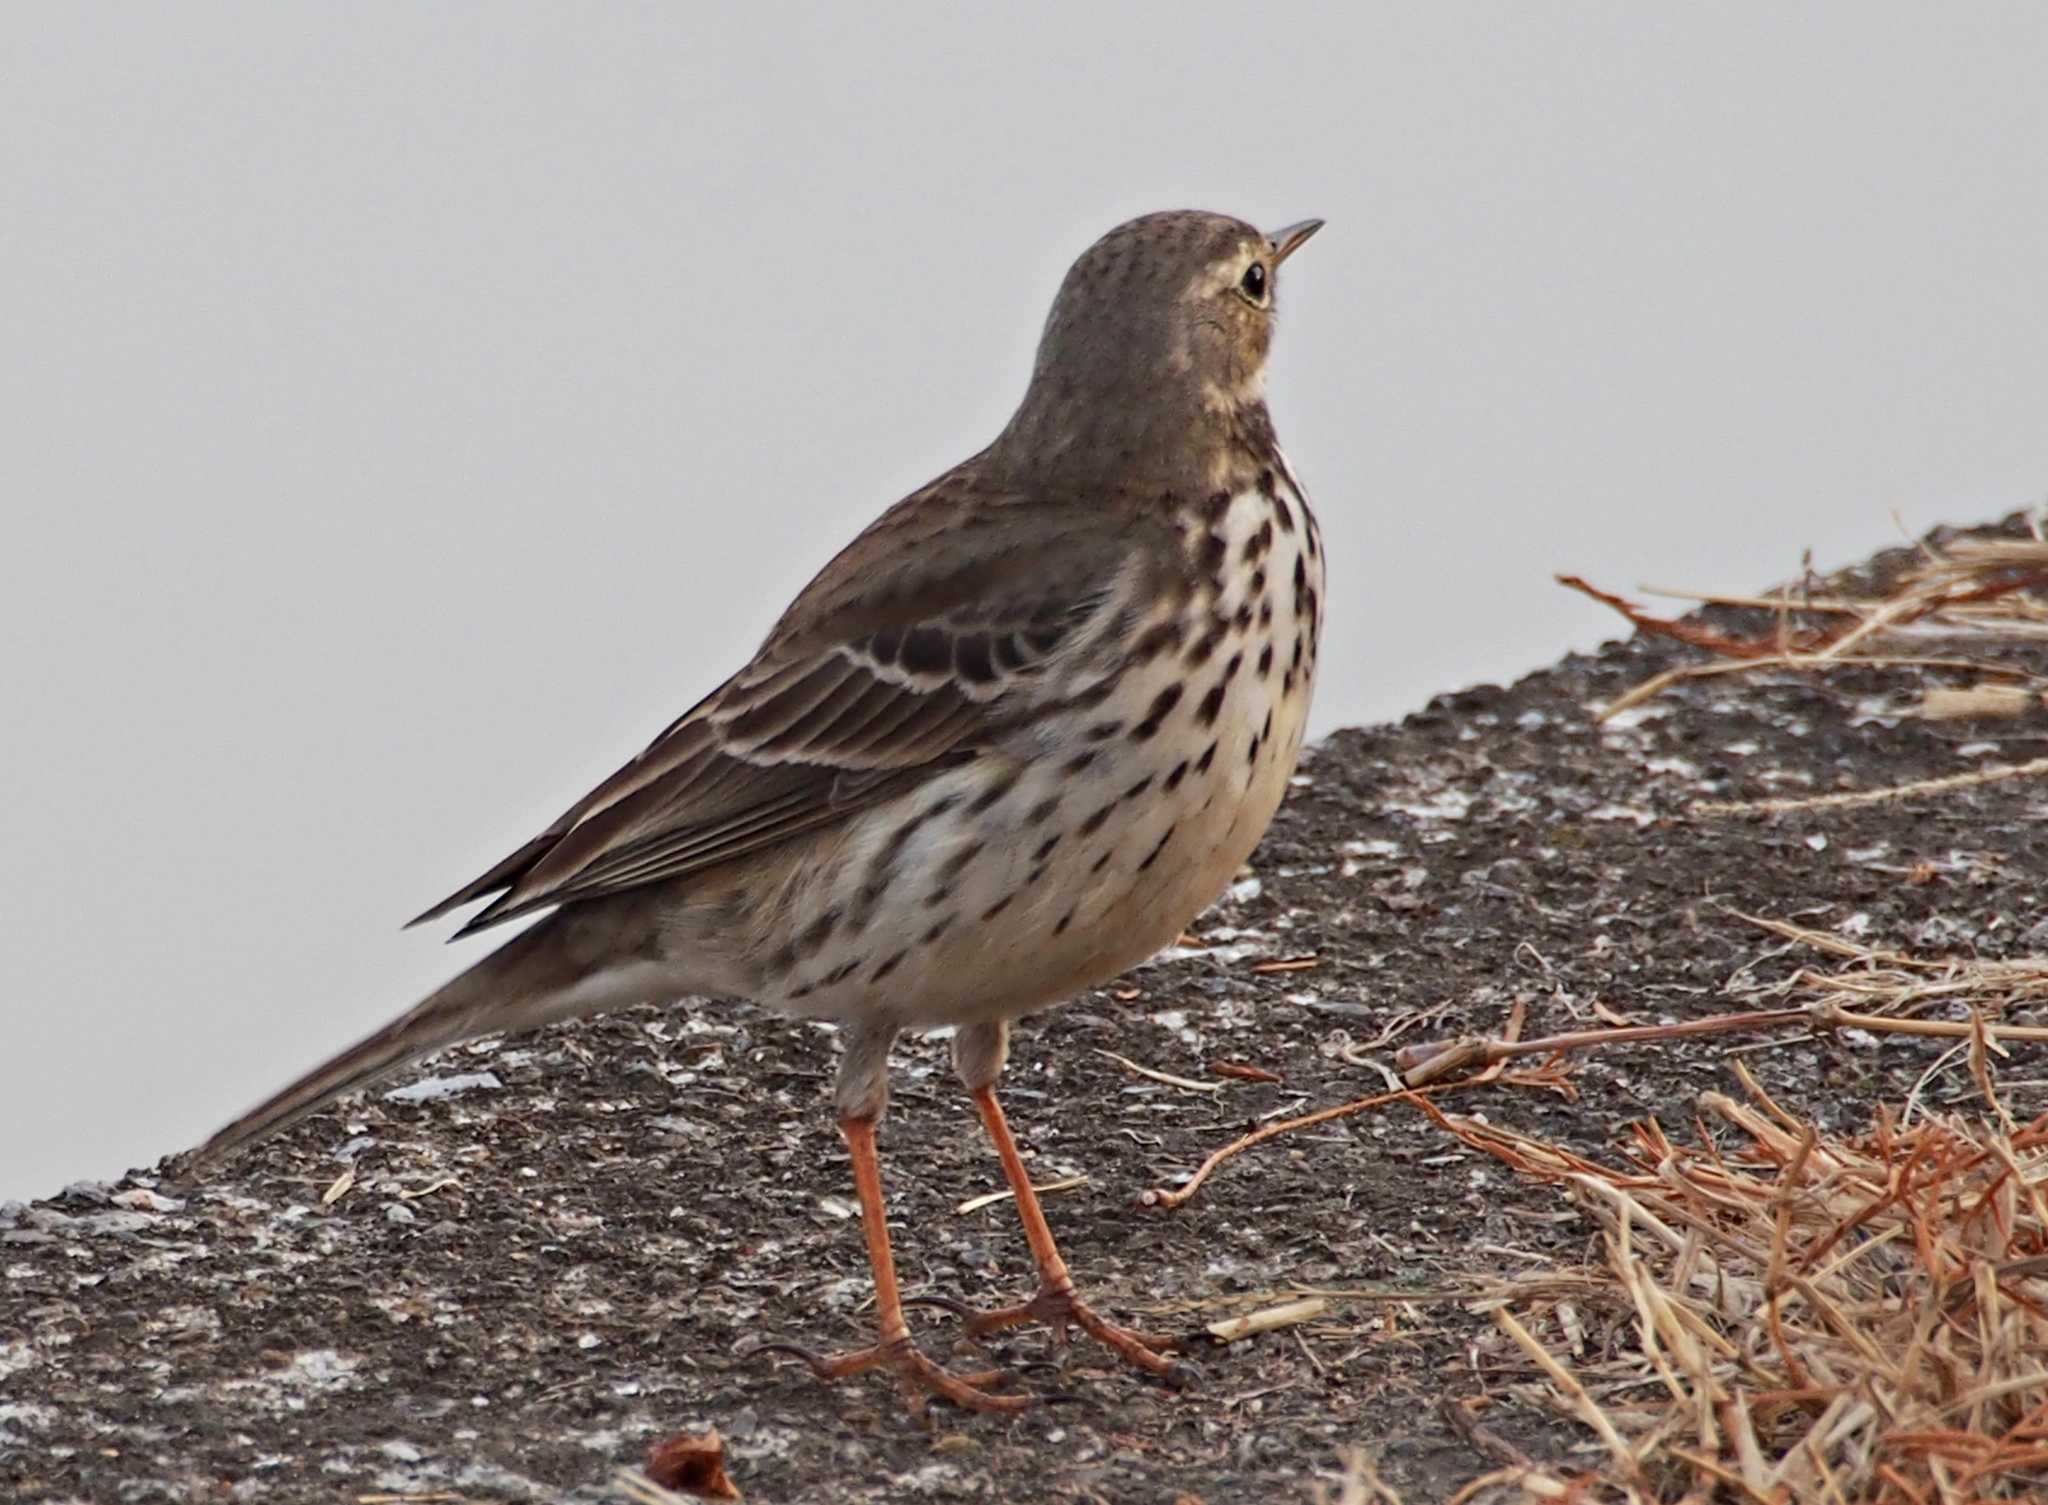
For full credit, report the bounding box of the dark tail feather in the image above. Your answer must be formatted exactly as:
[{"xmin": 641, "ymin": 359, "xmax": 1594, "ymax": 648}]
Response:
[
  {"xmin": 405, "ymin": 832, "xmax": 556, "ymax": 929},
  {"xmin": 176, "ymin": 917, "xmax": 584, "ymax": 1182}
]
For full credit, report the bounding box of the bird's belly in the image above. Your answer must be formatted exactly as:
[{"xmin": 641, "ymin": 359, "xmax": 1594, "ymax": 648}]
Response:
[
  {"xmin": 750, "ymin": 480, "xmax": 1323, "ymax": 1029},
  {"xmin": 758, "ymin": 698, "xmax": 1307, "ymax": 1025}
]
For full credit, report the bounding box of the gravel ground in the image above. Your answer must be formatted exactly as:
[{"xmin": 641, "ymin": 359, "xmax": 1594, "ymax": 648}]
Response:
[{"xmin": 7, "ymin": 514, "xmax": 2047, "ymax": 1504}]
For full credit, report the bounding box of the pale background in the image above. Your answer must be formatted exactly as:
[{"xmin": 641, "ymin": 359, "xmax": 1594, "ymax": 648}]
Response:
[{"xmin": 5, "ymin": 3, "xmax": 2046, "ymax": 1201}]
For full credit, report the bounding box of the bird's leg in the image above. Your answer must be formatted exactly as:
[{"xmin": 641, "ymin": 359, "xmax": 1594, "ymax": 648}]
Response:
[
  {"xmin": 751, "ymin": 1020, "xmax": 1029, "ymax": 1413},
  {"xmin": 961, "ymin": 1082, "xmax": 1190, "ymax": 1381},
  {"xmin": 914, "ymin": 1021, "xmax": 1192, "ymax": 1387}
]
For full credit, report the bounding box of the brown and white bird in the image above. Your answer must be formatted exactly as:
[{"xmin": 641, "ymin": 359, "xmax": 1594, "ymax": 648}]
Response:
[{"xmin": 183, "ymin": 209, "xmax": 1325, "ymax": 1411}]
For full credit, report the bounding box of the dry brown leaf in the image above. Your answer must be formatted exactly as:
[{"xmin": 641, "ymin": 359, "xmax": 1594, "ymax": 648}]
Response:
[{"xmin": 645, "ymin": 1427, "xmax": 742, "ymax": 1501}]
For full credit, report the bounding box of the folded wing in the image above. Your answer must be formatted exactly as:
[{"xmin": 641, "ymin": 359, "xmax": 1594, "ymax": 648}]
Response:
[{"xmin": 412, "ymin": 477, "xmax": 1185, "ymax": 937}]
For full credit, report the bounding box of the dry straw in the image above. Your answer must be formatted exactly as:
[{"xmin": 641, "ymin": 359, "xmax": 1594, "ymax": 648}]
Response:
[{"xmin": 1429, "ymin": 1050, "xmax": 2048, "ymax": 1504}]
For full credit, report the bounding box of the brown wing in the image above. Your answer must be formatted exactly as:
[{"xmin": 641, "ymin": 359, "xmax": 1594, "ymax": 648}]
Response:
[{"xmin": 411, "ymin": 468, "xmax": 1185, "ymax": 938}]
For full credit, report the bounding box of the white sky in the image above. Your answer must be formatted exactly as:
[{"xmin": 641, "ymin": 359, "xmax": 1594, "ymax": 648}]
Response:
[{"xmin": 5, "ymin": 3, "xmax": 2046, "ymax": 1200}]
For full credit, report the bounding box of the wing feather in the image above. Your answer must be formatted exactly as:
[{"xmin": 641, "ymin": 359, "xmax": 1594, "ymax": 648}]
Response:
[{"xmin": 414, "ymin": 474, "xmax": 1192, "ymax": 937}]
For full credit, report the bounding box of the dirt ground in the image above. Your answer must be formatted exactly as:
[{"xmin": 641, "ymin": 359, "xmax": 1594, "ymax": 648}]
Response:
[{"xmin": 7, "ymin": 515, "xmax": 2048, "ymax": 1504}]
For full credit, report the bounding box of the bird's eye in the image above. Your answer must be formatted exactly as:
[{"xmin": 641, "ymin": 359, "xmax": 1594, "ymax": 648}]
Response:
[{"xmin": 1240, "ymin": 262, "xmax": 1268, "ymax": 302}]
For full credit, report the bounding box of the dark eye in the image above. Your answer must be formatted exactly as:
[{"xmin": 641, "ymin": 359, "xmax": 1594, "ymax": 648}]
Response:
[{"xmin": 1240, "ymin": 262, "xmax": 1268, "ymax": 301}]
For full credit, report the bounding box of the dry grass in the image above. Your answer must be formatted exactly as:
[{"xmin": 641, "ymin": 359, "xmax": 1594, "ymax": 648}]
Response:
[
  {"xmin": 1428, "ymin": 1047, "xmax": 2048, "ymax": 1504},
  {"xmin": 1561, "ymin": 528, "xmax": 2048, "ymax": 722},
  {"xmin": 1395, "ymin": 918, "xmax": 2048, "ymax": 1501},
  {"xmin": 1740, "ymin": 914, "xmax": 2048, "ymax": 1023}
]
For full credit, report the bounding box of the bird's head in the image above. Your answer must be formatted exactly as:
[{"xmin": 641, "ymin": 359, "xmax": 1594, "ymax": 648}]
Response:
[{"xmin": 997, "ymin": 210, "xmax": 1322, "ymax": 492}]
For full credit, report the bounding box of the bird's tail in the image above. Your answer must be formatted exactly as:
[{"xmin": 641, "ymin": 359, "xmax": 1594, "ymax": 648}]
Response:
[{"xmin": 176, "ymin": 914, "xmax": 621, "ymax": 1181}]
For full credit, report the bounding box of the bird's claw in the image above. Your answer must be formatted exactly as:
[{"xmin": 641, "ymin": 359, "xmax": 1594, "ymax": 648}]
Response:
[
  {"xmin": 741, "ymin": 1332, "xmax": 1032, "ymax": 1413},
  {"xmin": 907, "ymin": 1282, "xmax": 1196, "ymax": 1390}
]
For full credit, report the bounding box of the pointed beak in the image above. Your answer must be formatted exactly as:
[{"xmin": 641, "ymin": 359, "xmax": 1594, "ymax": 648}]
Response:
[{"xmin": 1267, "ymin": 219, "xmax": 1324, "ymax": 265}]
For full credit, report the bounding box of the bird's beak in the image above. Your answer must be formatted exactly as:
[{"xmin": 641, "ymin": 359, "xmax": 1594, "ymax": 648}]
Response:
[{"xmin": 1267, "ymin": 219, "xmax": 1324, "ymax": 265}]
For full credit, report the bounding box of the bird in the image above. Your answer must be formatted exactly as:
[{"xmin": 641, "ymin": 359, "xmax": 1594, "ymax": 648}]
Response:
[{"xmin": 180, "ymin": 209, "xmax": 1326, "ymax": 1412}]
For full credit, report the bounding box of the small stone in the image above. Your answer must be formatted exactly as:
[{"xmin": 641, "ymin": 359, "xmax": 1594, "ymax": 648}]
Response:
[{"xmin": 383, "ymin": 1072, "xmax": 502, "ymax": 1105}]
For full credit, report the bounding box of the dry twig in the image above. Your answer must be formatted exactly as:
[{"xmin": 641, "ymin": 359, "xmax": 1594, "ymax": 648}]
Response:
[
  {"xmin": 1693, "ymin": 756, "xmax": 2048, "ymax": 817},
  {"xmin": 1139, "ymin": 1084, "xmax": 1438, "ymax": 1211},
  {"xmin": 1096, "ymin": 1049, "xmax": 1223, "ymax": 1093},
  {"xmin": 1205, "ymin": 1296, "xmax": 1330, "ymax": 1343},
  {"xmin": 1400, "ymin": 919, "xmax": 2048, "ymax": 1090}
]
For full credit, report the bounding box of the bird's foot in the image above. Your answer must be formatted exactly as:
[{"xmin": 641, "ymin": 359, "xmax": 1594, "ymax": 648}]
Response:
[
  {"xmin": 748, "ymin": 1332, "xmax": 1035, "ymax": 1414},
  {"xmin": 906, "ymin": 1283, "xmax": 1199, "ymax": 1389}
]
